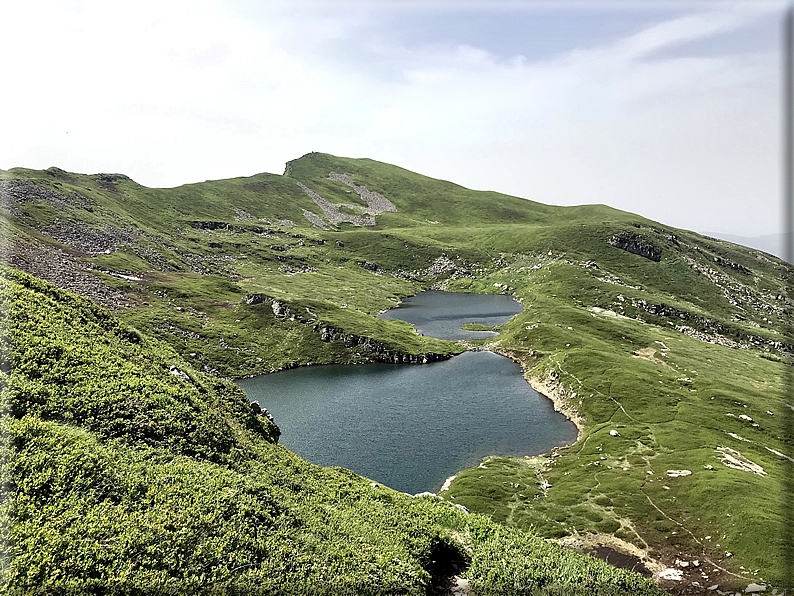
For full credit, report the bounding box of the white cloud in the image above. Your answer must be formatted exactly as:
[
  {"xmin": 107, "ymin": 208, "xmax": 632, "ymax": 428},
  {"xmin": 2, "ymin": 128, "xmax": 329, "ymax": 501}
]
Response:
[{"xmin": 0, "ymin": 0, "xmax": 784, "ymax": 235}]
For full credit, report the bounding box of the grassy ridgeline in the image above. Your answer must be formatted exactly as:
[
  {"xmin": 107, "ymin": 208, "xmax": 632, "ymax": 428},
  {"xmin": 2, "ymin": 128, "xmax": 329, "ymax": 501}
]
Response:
[
  {"xmin": 2, "ymin": 152, "xmax": 792, "ymax": 592},
  {"xmin": 0, "ymin": 267, "xmax": 664, "ymax": 595}
]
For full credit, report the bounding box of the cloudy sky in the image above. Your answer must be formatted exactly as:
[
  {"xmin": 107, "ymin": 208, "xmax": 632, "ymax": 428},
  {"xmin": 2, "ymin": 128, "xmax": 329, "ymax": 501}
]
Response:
[{"xmin": 1, "ymin": 0, "xmax": 786, "ymax": 237}]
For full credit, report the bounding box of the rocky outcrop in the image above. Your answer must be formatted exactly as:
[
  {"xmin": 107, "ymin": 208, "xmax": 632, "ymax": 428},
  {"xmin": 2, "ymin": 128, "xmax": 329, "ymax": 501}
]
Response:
[
  {"xmin": 250, "ymin": 401, "xmax": 275, "ymax": 422},
  {"xmin": 271, "ymin": 300, "xmax": 289, "ymax": 318},
  {"xmin": 607, "ymin": 232, "xmax": 662, "ymax": 262},
  {"xmin": 241, "ymin": 294, "xmax": 452, "ymax": 364},
  {"xmin": 712, "ymin": 255, "xmax": 750, "ymax": 275},
  {"xmin": 327, "ymin": 172, "xmax": 397, "ymax": 214},
  {"xmin": 243, "ymin": 294, "xmax": 296, "ymax": 320},
  {"xmin": 0, "ymin": 179, "xmax": 94, "ymax": 216},
  {"xmin": 626, "ymin": 297, "xmax": 794, "ymax": 354},
  {"xmin": 91, "ymin": 173, "xmax": 132, "ymax": 194},
  {"xmin": 358, "ymin": 261, "xmax": 378, "ymax": 272},
  {"xmin": 244, "ymin": 293, "xmax": 267, "ymax": 305},
  {"xmin": 191, "ymin": 221, "xmax": 232, "ymax": 231},
  {"xmin": 315, "ymin": 324, "xmax": 452, "ymax": 364},
  {"xmin": 296, "ymin": 182, "xmax": 375, "ymax": 227}
]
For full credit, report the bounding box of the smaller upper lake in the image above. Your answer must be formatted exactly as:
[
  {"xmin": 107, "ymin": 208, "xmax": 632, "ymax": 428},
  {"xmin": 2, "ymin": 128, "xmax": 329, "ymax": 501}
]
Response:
[{"xmin": 377, "ymin": 290, "xmax": 523, "ymax": 340}]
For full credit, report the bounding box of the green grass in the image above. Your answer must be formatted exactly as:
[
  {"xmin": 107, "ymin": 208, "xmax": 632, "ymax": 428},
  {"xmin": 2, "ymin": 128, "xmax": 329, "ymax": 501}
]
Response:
[
  {"xmin": 2, "ymin": 151, "xmax": 792, "ymax": 592},
  {"xmin": 1, "ymin": 267, "xmax": 665, "ymax": 595}
]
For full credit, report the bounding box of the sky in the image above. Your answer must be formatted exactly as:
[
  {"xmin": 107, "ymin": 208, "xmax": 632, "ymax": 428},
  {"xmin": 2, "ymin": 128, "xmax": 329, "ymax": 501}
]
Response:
[{"xmin": 1, "ymin": 0, "xmax": 787, "ymax": 237}]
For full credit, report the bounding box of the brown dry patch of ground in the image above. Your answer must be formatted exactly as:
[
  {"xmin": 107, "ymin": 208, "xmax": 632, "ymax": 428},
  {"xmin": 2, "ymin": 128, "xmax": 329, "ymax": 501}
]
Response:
[{"xmin": 633, "ymin": 347, "xmax": 672, "ymax": 369}]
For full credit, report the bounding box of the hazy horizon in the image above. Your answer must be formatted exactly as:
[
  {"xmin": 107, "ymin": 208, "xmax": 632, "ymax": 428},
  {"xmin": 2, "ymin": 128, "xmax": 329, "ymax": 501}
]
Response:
[{"xmin": 2, "ymin": 0, "xmax": 786, "ymax": 238}]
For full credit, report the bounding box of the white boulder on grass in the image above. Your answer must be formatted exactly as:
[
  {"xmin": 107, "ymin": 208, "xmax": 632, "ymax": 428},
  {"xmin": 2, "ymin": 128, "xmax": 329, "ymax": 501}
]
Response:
[{"xmin": 667, "ymin": 470, "xmax": 692, "ymax": 477}]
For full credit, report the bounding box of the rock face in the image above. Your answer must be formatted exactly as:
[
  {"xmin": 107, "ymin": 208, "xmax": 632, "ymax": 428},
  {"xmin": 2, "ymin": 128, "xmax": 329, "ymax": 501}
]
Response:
[
  {"xmin": 191, "ymin": 221, "xmax": 232, "ymax": 231},
  {"xmin": 608, "ymin": 231, "xmax": 662, "ymax": 262},
  {"xmin": 250, "ymin": 401, "xmax": 275, "ymax": 422},
  {"xmin": 271, "ymin": 301, "xmax": 288, "ymax": 317},
  {"xmin": 713, "ymin": 255, "xmax": 750, "ymax": 275},
  {"xmin": 626, "ymin": 296, "xmax": 794, "ymax": 354},
  {"xmin": 244, "ymin": 293, "xmax": 266, "ymax": 305},
  {"xmin": 315, "ymin": 324, "xmax": 452, "ymax": 365}
]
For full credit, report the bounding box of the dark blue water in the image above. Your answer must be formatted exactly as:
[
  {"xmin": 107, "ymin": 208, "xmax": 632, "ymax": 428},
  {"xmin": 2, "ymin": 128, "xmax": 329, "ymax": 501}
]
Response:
[
  {"xmin": 238, "ymin": 351, "xmax": 578, "ymax": 494},
  {"xmin": 377, "ymin": 290, "xmax": 524, "ymax": 340}
]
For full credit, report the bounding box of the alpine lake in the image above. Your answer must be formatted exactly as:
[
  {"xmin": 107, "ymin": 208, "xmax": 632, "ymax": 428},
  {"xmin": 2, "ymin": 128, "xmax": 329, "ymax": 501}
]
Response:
[{"xmin": 238, "ymin": 291, "xmax": 578, "ymax": 494}]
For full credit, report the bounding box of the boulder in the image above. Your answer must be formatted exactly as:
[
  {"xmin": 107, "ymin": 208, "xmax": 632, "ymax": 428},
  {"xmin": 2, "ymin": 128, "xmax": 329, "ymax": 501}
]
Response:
[
  {"xmin": 272, "ymin": 300, "xmax": 287, "ymax": 317},
  {"xmin": 244, "ymin": 293, "xmax": 267, "ymax": 305}
]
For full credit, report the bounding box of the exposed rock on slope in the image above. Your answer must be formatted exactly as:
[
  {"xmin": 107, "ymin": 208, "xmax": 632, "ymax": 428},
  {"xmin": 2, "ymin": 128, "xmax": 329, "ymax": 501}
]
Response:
[
  {"xmin": 608, "ymin": 231, "xmax": 662, "ymax": 261},
  {"xmin": 296, "ymin": 181, "xmax": 375, "ymax": 227},
  {"xmin": 327, "ymin": 172, "xmax": 397, "ymax": 214},
  {"xmin": 296, "ymin": 174, "xmax": 396, "ymax": 228}
]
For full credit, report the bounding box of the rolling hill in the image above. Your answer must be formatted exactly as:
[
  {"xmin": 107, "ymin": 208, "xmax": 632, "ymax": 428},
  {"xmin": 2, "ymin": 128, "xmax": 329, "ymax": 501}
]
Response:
[{"xmin": 1, "ymin": 151, "xmax": 791, "ymax": 594}]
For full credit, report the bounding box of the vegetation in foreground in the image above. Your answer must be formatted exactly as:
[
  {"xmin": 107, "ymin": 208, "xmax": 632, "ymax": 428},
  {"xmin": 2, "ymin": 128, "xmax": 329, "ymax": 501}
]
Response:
[
  {"xmin": 1, "ymin": 151, "xmax": 791, "ymax": 593},
  {"xmin": 0, "ymin": 268, "xmax": 664, "ymax": 595}
]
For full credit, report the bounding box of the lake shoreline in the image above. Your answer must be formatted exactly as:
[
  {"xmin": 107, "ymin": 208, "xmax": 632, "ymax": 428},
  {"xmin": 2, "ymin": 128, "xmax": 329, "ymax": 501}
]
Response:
[{"xmin": 488, "ymin": 345, "xmax": 585, "ymax": 441}]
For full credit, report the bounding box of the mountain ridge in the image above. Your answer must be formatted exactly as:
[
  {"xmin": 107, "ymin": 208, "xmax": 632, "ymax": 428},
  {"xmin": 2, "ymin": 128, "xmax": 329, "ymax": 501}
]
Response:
[{"xmin": 1, "ymin": 152, "xmax": 791, "ymax": 593}]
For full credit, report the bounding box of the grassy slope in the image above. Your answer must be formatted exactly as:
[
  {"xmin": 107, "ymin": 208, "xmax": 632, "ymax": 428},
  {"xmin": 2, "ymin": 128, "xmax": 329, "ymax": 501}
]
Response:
[
  {"xmin": 1, "ymin": 267, "xmax": 662, "ymax": 595},
  {"xmin": 441, "ymin": 253, "xmax": 790, "ymax": 590},
  {"xmin": 1, "ymin": 152, "xmax": 791, "ymax": 592}
]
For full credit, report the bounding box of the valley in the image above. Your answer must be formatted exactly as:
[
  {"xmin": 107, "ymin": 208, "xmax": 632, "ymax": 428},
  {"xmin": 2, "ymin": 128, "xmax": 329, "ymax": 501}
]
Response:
[{"xmin": 1, "ymin": 151, "xmax": 791, "ymax": 594}]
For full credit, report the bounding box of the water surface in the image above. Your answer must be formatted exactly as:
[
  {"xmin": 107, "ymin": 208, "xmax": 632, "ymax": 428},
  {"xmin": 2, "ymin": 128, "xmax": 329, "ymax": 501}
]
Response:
[
  {"xmin": 377, "ymin": 290, "xmax": 523, "ymax": 340},
  {"xmin": 238, "ymin": 351, "xmax": 578, "ymax": 494}
]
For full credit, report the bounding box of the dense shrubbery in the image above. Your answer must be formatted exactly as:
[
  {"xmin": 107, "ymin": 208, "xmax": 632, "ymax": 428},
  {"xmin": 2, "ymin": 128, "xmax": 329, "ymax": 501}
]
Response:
[{"xmin": 0, "ymin": 267, "xmax": 664, "ymax": 594}]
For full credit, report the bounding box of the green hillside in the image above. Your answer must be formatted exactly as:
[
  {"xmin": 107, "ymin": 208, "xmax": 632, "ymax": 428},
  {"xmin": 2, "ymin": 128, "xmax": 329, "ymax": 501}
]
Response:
[
  {"xmin": 1, "ymin": 152, "xmax": 791, "ymax": 593},
  {"xmin": 1, "ymin": 268, "xmax": 663, "ymax": 595}
]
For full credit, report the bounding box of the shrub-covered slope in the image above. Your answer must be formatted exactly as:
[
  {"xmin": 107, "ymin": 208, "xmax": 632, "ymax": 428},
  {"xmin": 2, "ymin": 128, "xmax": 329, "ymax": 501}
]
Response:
[
  {"xmin": 1, "ymin": 152, "xmax": 791, "ymax": 593},
  {"xmin": 0, "ymin": 267, "xmax": 664, "ymax": 595}
]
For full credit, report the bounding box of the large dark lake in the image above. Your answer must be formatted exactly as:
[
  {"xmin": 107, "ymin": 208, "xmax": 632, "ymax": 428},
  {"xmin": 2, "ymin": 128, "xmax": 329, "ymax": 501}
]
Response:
[{"xmin": 238, "ymin": 292, "xmax": 578, "ymax": 494}]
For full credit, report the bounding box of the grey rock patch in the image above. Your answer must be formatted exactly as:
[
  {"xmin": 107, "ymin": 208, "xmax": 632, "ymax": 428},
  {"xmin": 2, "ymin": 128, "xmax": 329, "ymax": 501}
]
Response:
[
  {"xmin": 0, "ymin": 179, "xmax": 94, "ymax": 215},
  {"xmin": 302, "ymin": 209, "xmax": 327, "ymax": 229},
  {"xmin": 41, "ymin": 220, "xmax": 136, "ymax": 256},
  {"xmin": 450, "ymin": 577, "xmax": 471, "ymax": 595},
  {"xmin": 271, "ymin": 300, "xmax": 288, "ymax": 317},
  {"xmin": 250, "ymin": 401, "xmax": 275, "ymax": 422},
  {"xmin": 1, "ymin": 240, "xmax": 123, "ymax": 307},
  {"xmin": 169, "ymin": 365, "xmax": 191, "ymax": 384},
  {"xmin": 296, "ymin": 182, "xmax": 374, "ymax": 227},
  {"xmin": 716, "ymin": 447, "xmax": 766, "ymax": 476},
  {"xmin": 327, "ymin": 172, "xmax": 397, "ymax": 214}
]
